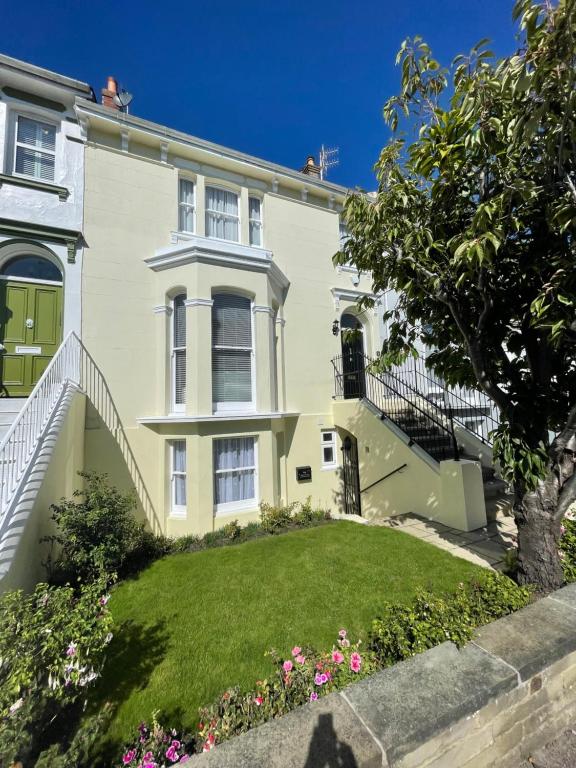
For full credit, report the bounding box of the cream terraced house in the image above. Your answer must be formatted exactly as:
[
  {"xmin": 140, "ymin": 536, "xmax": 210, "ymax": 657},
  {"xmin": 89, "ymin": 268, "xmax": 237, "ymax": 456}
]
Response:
[
  {"xmin": 77, "ymin": 87, "xmax": 384, "ymax": 539},
  {"xmin": 0, "ymin": 58, "xmax": 499, "ymax": 592}
]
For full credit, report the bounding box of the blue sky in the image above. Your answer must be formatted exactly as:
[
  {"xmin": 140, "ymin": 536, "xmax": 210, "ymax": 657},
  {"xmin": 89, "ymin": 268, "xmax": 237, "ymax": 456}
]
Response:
[{"xmin": 3, "ymin": 0, "xmax": 519, "ymax": 189}]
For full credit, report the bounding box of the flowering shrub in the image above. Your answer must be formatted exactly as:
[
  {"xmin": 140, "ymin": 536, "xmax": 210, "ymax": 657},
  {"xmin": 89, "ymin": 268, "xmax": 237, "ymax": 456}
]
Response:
[
  {"xmin": 559, "ymin": 505, "xmax": 576, "ymax": 582},
  {"xmin": 0, "ymin": 577, "xmax": 114, "ymax": 766},
  {"xmin": 196, "ymin": 630, "xmax": 376, "ymax": 752},
  {"xmin": 117, "ymin": 716, "xmax": 194, "ymax": 767}
]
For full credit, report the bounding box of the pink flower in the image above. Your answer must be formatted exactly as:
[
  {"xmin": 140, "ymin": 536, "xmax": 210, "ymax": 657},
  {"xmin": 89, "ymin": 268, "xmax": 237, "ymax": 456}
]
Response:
[
  {"xmin": 291, "ymin": 646, "xmax": 302, "ymax": 657},
  {"xmin": 320, "ymin": 673, "xmax": 328, "ymax": 684},
  {"xmin": 350, "ymin": 652, "xmax": 362, "ymax": 673},
  {"xmin": 283, "ymin": 660, "xmax": 293, "ymax": 672},
  {"xmin": 122, "ymin": 750, "xmax": 136, "ymax": 765},
  {"xmin": 143, "ymin": 752, "xmax": 154, "ymax": 761},
  {"xmin": 166, "ymin": 745, "xmax": 179, "ymax": 762},
  {"xmin": 255, "ymin": 696, "xmax": 263, "ymax": 706},
  {"xmin": 338, "ymin": 629, "xmax": 347, "ymax": 639},
  {"xmin": 332, "ymin": 651, "xmax": 344, "ymax": 664},
  {"xmin": 171, "ymin": 741, "xmax": 181, "ymax": 750},
  {"xmin": 203, "ymin": 733, "xmax": 215, "ymax": 752},
  {"xmin": 296, "ymin": 654, "xmax": 306, "ymax": 664},
  {"xmin": 314, "ymin": 672, "xmax": 324, "ymax": 686},
  {"xmin": 339, "ymin": 637, "xmax": 351, "ymax": 648},
  {"xmin": 310, "ymin": 691, "xmax": 318, "ymax": 702},
  {"xmin": 66, "ymin": 642, "xmax": 77, "ymax": 657},
  {"xmin": 99, "ymin": 595, "xmax": 110, "ymax": 606}
]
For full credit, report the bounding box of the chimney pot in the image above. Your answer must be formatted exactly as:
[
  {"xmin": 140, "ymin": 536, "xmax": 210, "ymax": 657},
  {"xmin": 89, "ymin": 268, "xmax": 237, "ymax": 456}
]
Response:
[
  {"xmin": 101, "ymin": 76, "xmax": 120, "ymax": 110},
  {"xmin": 301, "ymin": 154, "xmax": 321, "ymax": 178}
]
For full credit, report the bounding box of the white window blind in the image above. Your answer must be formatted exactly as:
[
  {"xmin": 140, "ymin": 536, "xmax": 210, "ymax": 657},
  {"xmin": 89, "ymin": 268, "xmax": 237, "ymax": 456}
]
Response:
[
  {"xmin": 212, "ymin": 294, "xmax": 253, "ymax": 406},
  {"xmin": 214, "ymin": 437, "xmax": 256, "ymax": 507},
  {"xmin": 206, "ymin": 186, "xmax": 239, "ymax": 241},
  {"xmin": 14, "ymin": 116, "xmax": 56, "ymax": 182},
  {"xmin": 172, "ymin": 294, "xmax": 186, "ymax": 408},
  {"xmin": 249, "ymin": 197, "xmax": 262, "ymax": 246},
  {"xmin": 170, "ymin": 440, "xmax": 187, "ymax": 515},
  {"xmin": 178, "ymin": 179, "xmax": 195, "ymax": 232}
]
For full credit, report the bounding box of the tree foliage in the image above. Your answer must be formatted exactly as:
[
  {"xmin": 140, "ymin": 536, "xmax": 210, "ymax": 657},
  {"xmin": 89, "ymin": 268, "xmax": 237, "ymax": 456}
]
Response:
[{"xmin": 337, "ymin": 0, "xmax": 576, "ymax": 589}]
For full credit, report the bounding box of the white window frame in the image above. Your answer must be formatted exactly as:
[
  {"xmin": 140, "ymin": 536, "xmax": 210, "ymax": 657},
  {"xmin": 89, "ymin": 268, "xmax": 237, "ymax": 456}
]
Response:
[
  {"xmin": 178, "ymin": 177, "xmax": 196, "ymax": 233},
  {"xmin": 213, "ymin": 436, "xmax": 259, "ymax": 515},
  {"xmin": 212, "ymin": 294, "xmax": 256, "ymax": 415},
  {"xmin": 248, "ymin": 195, "xmax": 263, "ymax": 247},
  {"xmin": 12, "ymin": 113, "xmax": 57, "ymax": 183},
  {"xmin": 205, "ymin": 184, "xmax": 240, "ymax": 243},
  {"xmin": 169, "ymin": 440, "xmax": 187, "ymax": 518},
  {"xmin": 171, "ymin": 294, "xmax": 186, "ymax": 413},
  {"xmin": 321, "ymin": 430, "xmax": 338, "ymax": 470}
]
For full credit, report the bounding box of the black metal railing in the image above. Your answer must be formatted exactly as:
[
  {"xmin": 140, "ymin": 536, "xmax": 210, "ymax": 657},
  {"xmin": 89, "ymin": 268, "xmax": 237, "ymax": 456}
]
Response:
[
  {"xmin": 386, "ymin": 358, "xmax": 499, "ymax": 445},
  {"xmin": 332, "ymin": 353, "xmax": 460, "ymax": 463}
]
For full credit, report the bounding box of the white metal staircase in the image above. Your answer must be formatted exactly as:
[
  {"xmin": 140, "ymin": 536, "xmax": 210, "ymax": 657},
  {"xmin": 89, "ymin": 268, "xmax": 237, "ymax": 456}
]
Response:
[{"xmin": 0, "ymin": 332, "xmax": 157, "ymax": 582}]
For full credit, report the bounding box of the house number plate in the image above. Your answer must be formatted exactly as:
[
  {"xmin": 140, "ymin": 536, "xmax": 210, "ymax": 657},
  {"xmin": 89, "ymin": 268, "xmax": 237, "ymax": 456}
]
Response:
[{"xmin": 15, "ymin": 346, "xmax": 41, "ymax": 355}]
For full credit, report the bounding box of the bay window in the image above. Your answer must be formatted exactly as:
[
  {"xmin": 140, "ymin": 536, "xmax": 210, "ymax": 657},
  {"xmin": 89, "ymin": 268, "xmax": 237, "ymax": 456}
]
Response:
[
  {"xmin": 249, "ymin": 196, "xmax": 263, "ymax": 246},
  {"xmin": 172, "ymin": 294, "xmax": 186, "ymax": 410},
  {"xmin": 212, "ymin": 294, "xmax": 253, "ymax": 411},
  {"xmin": 213, "ymin": 436, "xmax": 257, "ymax": 511},
  {"xmin": 178, "ymin": 178, "xmax": 195, "ymax": 232},
  {"xmin": 14, "ymin": 115, "xmax": 56, "ymax": 182},
  {"xmin": 170, "ymin": 440, "xmax": 187, "ymax": 517},
  {"xmin": 205, "ymin": 186, "xmax": 239, "ymax": 241}
]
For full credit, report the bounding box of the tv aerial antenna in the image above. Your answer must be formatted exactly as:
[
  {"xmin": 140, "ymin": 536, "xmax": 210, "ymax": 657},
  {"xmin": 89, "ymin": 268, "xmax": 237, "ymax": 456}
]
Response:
[
  {"xmin": 114, "ymin": 88, "xmax": 134, "ymax": 114},
  {"xmin": 319, "ymin": 144, "xmax": 339, "ymax": 180}
]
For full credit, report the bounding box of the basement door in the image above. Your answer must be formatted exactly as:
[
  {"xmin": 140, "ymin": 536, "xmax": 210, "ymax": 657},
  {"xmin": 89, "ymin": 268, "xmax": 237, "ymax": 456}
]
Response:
[
  {"xmin": 0, "ymin": 279, "xmax": 63, "ymax": 397},
  {"xmin": 342, "ymin": 435, "xmax": 361, "ymax": 516}
]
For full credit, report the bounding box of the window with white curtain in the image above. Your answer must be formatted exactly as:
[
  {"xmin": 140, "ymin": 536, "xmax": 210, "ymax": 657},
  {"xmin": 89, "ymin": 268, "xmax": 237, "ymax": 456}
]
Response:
[
  {"xmin": 172, "ymin": 294, "xmax": 186, "ymax": 410},
  {"xmin": 170, "ymin": 440, "xmax": 187, "ymax": 516},
  {"xmin": 178, "ymin": 178, "xmax": 195, "ymax": 232},
  {"xmin": 249, "ymin": 196, "xmax": 262, "ymax": 246},
  {"xmin": 13, "ymin": 115, "xmax": 56, "ymax": 182},
  {"xmin": 212, "ymin": 294, "xmax": 253, "ymax": 411},
  {"xmin": 213, "ymin": 436, "xmax": 257, "ymax": 511},
  {"xmin": 205, "ymin": 186, "xmax": 239, "ymax": 241}
]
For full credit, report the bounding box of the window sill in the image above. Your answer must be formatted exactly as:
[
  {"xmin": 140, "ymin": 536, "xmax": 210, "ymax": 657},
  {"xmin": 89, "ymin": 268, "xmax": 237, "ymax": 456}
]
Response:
[
  {"xmin": 0, "ymin": 173, "xmax": 69, "ymax": 201},
  {"xmin": 169, "ymin": 510, "xmax": 187, "ymax": 519},
  {"xmin": 138, "ymin": 411, "xmax": 300, "ymax": 425},
  {"xmin": 214, "ymin": 500, "xmax": 258, "ymax": 516},
  {"xmin": 321, "ymin": 465, "xmax": 339, "ymax": 472}
]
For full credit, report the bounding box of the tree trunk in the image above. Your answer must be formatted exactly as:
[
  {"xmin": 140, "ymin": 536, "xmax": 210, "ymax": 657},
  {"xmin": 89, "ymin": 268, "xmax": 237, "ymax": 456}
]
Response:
[{"xmin": 514, "ymin": 469, "xmax": 565, "ymax": 592}]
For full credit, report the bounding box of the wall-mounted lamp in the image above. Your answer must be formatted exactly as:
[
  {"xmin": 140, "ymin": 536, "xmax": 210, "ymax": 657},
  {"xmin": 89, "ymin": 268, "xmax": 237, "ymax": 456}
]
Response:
[{"xmin": 332, "ymin": 319, "xmax": 340, "ymax": 336}]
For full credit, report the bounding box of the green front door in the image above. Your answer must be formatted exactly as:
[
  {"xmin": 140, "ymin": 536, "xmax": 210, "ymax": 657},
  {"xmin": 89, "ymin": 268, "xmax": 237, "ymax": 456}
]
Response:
[{"xmin": 0, "ymin": 280, "xmax": 63, "ymax": 397}]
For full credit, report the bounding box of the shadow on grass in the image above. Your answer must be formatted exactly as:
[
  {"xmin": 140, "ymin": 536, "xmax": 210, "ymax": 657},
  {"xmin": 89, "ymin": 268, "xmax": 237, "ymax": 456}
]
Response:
[{"xmin": 88, "ymin": 619, "xmax": 170, "ymax": 765}]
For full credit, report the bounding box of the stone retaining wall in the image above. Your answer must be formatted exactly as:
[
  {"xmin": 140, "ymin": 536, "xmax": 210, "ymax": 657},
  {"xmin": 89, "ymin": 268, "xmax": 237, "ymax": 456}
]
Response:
[{"xmin": 191, "ymin": 583, "xmax": 576, "ymax": 767}]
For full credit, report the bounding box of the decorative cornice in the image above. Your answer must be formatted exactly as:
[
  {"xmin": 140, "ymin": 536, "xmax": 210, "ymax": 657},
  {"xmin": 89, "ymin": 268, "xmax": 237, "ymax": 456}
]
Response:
[
  {"xmin": 145, "ymin": 233, "xmax": 290, "ymax": 292},
  {"xmin": 252, "ymin": 305, "xmax": 273, "ymax": 316},
  {"xmin": 153, "ymin": 304, "xmax": 172, "ymax": 315},
  {"xmin": 184, "ymin": 298, "xmax": 214, "ymax": 308},
  {"xmin": 0, "ymin": 173, "xmax": 69, "ymax": 201},
  {"xmin": 0, "ymin": 218, "xmax": 80, "ymax": 263},
  {"xmin": 138, "ymin": 411, "xmax": 300, "ymax": 425},
  {"xmin": 331, "ymin": 287, "xmax": 380, "ymax": 313}
]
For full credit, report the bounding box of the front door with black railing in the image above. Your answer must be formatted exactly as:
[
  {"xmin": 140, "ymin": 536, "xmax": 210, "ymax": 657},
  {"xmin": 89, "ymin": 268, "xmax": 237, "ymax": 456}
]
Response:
[
  {"xmin": 341, "ymin": 314, "xmax": 365, "ymax": 399},
  {"xmin": 342, "ymin": 435, "xmax": 361, "ymax": 516}
]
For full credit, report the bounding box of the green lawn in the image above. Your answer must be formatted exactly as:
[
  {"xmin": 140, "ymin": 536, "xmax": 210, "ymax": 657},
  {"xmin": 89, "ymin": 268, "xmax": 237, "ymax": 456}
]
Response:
[{"xmin": 95, "ymin": 521, "xmax": 482, "ymax": 747}]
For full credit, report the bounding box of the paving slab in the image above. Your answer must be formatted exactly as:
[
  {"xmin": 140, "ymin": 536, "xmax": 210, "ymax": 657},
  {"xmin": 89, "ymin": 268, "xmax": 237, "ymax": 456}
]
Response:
[
  {"xmin": 190, "ymin": 692, "xmax": 382, "ymax": 768},
  {"xmin": 521, "ymin": 726, "xmax": 576, "ymax": 767},
  {"xmin": 473, "ymin": 596, "xmax": 576, "ymax": 681},
  {"xmin": 342, "ymin": 641, "xmax": 517, "ymax": 764},
  {"xmin": 547, "ymin": 581, "xmax": 576, "ymax": 611}
]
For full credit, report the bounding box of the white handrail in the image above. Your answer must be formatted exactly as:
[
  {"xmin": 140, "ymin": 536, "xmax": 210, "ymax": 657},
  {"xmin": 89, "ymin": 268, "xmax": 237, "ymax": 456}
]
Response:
[{"xmin": 0, "ymin": 332, "xmax": 159, "ymax": 537}]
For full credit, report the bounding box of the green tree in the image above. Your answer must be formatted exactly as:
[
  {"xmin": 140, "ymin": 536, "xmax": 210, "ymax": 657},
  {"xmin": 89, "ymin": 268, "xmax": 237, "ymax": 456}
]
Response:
[{"xmin": 337, "ymin": 0, "xmax": 576, "ymax": 590}]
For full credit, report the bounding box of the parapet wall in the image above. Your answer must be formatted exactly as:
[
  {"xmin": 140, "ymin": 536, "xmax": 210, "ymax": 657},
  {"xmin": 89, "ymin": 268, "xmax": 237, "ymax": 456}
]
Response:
[{"xmin": 192, "ymin": 582, "xmax": 576, "ymax": 767}]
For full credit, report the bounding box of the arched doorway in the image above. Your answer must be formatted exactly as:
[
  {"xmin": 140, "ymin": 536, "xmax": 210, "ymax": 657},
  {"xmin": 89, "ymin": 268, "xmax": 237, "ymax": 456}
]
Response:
[
  {"xmin": 340, "ymin": 313, "xmax": 365, "ymax": 399},
  {"xmin": 341, "ymin": 434, "xmax": 361, "ymax": 516},
  {"xmin": 0, "ymin": 253, "xmax": 63, "ymax": 397}
]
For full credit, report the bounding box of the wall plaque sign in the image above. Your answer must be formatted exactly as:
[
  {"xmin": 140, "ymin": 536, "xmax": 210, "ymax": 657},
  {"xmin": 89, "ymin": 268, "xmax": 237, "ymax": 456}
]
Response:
[{"xmin": 296, "ymin": 466, "xmax": 312, "ymax": 482}]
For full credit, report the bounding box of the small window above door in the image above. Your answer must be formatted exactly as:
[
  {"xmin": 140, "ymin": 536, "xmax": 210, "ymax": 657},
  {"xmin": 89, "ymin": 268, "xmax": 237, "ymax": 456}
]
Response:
[{"xmin": 0, "ymin": 255, "xmax": 62, "ymax": 283}]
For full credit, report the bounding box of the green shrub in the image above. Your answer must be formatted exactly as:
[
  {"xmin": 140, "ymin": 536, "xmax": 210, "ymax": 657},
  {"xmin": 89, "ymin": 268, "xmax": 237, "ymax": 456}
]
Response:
[
  {"xmin": 0, "ymin": 579, "xmax": 114, "ymax": 766},
  {"xmin": 44, "ymin": 472, "xmax": 158, "ymax": 582},
  {"xmin": 369, "ymin": 572, "xmax": 531, "ymax": 665},
  {"xmin": 560, "ymin": 513, "xmax": 576, "ymax": 582},
  {"xmin": 259, "ymin": 501, "xmax": 298, "ymax": 533}
]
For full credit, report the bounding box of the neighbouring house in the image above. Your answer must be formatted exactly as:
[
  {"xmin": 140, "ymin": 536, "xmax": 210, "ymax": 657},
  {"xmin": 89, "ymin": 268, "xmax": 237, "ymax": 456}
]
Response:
[{"xmin": 0, "ymin": 55, "xmax": 504, "ymax": 593}]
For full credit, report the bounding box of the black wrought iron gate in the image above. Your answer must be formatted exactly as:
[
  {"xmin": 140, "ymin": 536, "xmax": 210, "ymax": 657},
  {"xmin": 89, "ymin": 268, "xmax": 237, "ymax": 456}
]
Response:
[{"xmin": 342, "ymin": 435, "xmax": 361, "ymax": 516}]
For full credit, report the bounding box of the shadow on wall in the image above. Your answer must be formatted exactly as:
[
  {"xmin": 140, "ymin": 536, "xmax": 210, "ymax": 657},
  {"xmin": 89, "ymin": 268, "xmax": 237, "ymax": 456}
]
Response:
[
  {"xmin": 332, "ymin": 400, "xmax": 441, "ymax": 523},
  {"xmin": 303, "ymin": 713, "xmax": 359, "ymax": 768}
]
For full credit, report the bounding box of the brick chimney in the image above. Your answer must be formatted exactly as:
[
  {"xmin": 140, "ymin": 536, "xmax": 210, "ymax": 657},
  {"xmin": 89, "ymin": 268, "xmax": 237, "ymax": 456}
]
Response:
[
  {"xmin": 101, "ymin": 76, "xmax": 119, "ymax": 110},
  {"xmin": 301, "ymin": 155, "xmax": 321, "ymax": 178}
]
